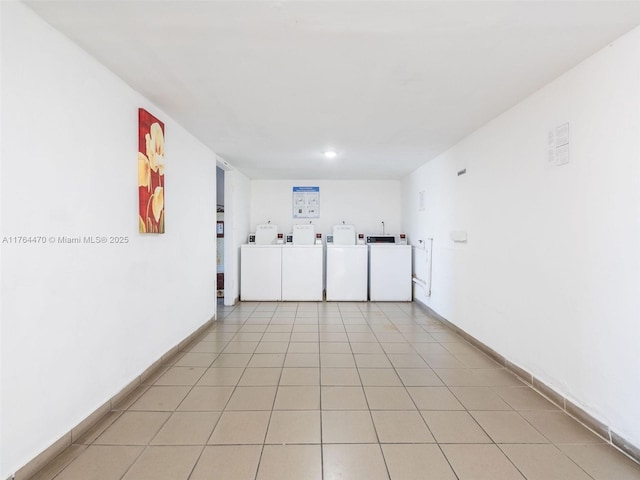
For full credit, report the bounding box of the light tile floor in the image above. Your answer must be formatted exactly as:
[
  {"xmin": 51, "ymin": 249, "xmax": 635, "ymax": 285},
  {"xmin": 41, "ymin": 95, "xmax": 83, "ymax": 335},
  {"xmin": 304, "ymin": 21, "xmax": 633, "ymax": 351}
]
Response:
[{"xmin": 33, "ymin": 302, "xmax": 640, "ymax": 480}]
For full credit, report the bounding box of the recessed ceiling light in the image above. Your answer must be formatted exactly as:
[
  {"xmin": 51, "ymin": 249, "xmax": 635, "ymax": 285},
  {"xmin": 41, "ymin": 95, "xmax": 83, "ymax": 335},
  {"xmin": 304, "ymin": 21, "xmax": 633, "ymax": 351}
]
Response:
[{"xmin": 324, "ymin": 151, "xmax": 337, "ymax": 159}]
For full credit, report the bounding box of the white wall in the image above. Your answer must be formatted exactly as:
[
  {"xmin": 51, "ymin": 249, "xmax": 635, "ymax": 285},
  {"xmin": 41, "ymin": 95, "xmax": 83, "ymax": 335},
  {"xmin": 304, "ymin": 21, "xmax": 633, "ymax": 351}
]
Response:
[
  {"xmin": 0, "ymin": 3, "xmax": 218, "ymax": 477},
  {"xmin": 402, "ymin": 26, "xmax": 640, "ymax": 447},
  {"xmin": 0, "ymin": 1, "xmax": 4, "ymax": 470},
  {"xmin": 250, "ymin": 180, "xmax": 402, "ymax": 236},
  {"xmin": 224, "ymin": 168, "xmax": 251, "ymax": 305}
]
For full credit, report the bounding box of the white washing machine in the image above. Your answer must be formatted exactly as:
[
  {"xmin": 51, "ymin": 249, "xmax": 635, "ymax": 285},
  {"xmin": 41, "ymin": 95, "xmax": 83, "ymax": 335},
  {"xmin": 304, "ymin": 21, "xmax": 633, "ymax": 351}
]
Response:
[
  {"xmin": 326, "ymin": 225, "xmax": 368, "ymax": 301},
  {"xmin": 281, "ymin": 224, "xmax": 323, "ymax": 301},
  {"xmin": 368, "ymin": 235, "xmax": 412, "ymax": 301},
  {"xmin": 240, "ymin": 224, "xmax": 282, "ymax": 301}
]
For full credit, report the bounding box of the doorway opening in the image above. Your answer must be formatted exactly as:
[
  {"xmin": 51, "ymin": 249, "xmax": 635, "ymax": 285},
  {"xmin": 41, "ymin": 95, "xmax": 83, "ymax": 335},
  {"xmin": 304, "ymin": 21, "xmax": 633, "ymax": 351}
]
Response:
[{"xmin": 216, "ymin": 166, "xmax": 225, "ymax": 305}]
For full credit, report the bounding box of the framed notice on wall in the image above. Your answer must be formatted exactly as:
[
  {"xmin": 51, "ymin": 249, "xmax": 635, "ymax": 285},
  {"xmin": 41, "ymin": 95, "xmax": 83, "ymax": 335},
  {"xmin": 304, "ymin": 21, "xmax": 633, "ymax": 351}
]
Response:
[{"xmin": 292, "ymin": 186, "xmax": 320, "ymax": 218}]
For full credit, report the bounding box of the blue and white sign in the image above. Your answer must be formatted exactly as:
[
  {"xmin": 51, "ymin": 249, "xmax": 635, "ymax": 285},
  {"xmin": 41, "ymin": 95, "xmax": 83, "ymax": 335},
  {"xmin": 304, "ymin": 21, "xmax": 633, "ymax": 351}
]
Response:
[{"xmin": 293, "ymin": 186, "xmax": 320, "ymax": 218}]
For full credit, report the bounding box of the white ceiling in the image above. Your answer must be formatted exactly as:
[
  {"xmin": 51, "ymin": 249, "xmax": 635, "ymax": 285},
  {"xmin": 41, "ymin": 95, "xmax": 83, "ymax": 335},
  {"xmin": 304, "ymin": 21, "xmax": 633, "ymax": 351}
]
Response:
[{"xmin": 25, "ymin": 1, "xmax": 640, "ymax": 180}]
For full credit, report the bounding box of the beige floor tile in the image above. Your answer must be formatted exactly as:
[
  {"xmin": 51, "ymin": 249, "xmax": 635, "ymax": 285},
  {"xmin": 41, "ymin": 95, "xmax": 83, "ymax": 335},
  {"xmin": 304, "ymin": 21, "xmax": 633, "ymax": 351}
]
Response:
[
  {"xmin": 122, "ymin": 446, "xmax": 202, "ymax": 480},
  {"xmin": 500, "ymin": 444, "xmax": 593, "ymax": 480},
  {"xmin": 151, "ymin": 412, "xmax": 220, "ymax": 445},
  {"xmin": 348, "ymin": 332, "xmax": 379, "ymax": 343},
  {"xmin": 94, "ymin": 411, "xmax": 170, "ymax": 445},
  {"xmin": 403, "ymin": 333, "xmax": 437, "ymax": 343},
  {"xmin": 350, "ymin": 342, "xmax": 385, "ymax": 354},
  {"xmin": 432, "ymin": 368, "xmax": 486, "ymax": 386},
  {"xmin": 412, "ymin": 343, "xmax": 450, "ymax": 355},
  {"xmin": 190, "ymin": 445, "xmax": 262, "ymax": 480},
  {"xmin": 354, "ymin": 354, "xmax": 393, "ymax": 368},
  {"xmin": 257, "ymin": 444, "xmax": 322, "ymax": 480},
  {"xmin": 450, "ymin": 386, "xmax": 512, "ymax": 411},
  {"xmin": 274, "ymin": 386, "xmax": 320, "ymax": 410},
  {"xmin": 322, "ymin": 410, "xmax": 378, "ymax": 443},
  {"xmin": 422, "ymin": 354, "xmax": 467, "ymax": 369},
  {"xmin": 203, "ymin": 332, "xmax": 236, "ymax": 342},
  {"xmin": 284, "ymin": 353, "xmax": 320, "ymax": 367},
  {"xmin": 343, "ymin": 318, "xmax": 369, "ymax": 326},
  {"xmin": 406, "ymin": 387, "xmax": 464, "ymax": 410},
  {"xmin": 359, "ymin": 368, "xmax": 403, "ymax": 386},
  {"xmin": 265, "ymin": 325, "xmax": 294, "ymax": 333},
  {"xmin": 319, "ymin": 324, "xmax": 347, "ymax": 332},
  {"xmin": 321, "ymin": 367, "xmax": 361, "ymax": 386},
  {"xmin": 174, "ymin": 352, "xmax": 218, "ymax": 367},
  {"xmin": 226, "ymin": 386, "xmax": 277, "ymax": 411},
  {"xmin": 196, "ymin": 367, "xmax": 244, "ymax": 386},
  {"xmin": 290, "ymin": 332, "xmax": 320, "ymax": 342},
  {"xmin": 238, "ymin": 368, "xmax": 282, "ymax": 386},
  {"xmin": 559, "ymin": 444, "xmax": 640, "ymax": 480},
  {"xmin": 520, "ymin": 410, "xmax": 603, "ymax": 444},
  {"xmin": 323, "ymin": 444, "xmax": 389, "ymax": 480},
  {"xmin": 289, "ymin": 342, "xmax": 320, "ymax": 353},
  {"xmin": 321, "ymin": 386, "xmax": 368, "ymax": 410},
  {"xmin": 364, "ymin": 386, "xmax": 416, "ymax": 410},
  {"xmin": 177, "ymin": 386, "xmax": 234, "ymax": 411},
  {"xmin": 320, "ymin": 343, "xmax": 352, "ymax": 354},
  {"xmin": 211, "ymin": 353, "xmax": 252, "ymax": 368},
  {"xmin": 471, "ymin": 411, "xmax": 548, "ymax": 443},
  {"xmin": 129, "ymin": 386, "xmax": 191, "ymax": 411},
  {"xmin": 239, "ymin": 325, "xmax": 268, "ymax": 333},
  {"xmin": 396, "ymin": 368, "xmax": 444, "ymax": 386},
  {"xmin": 248, "ymin": 354, "xmax": 285, "ymax": 367},
  {"xmin": 375, "ymin": 333, "xmax": 406, "ymax": 343},
  {"xmin": 265, "ymin": 410, "xmax": 321, "ymax": 444},
  {"xmin": 442, "ymin": 444, "xmax": 525, "ymax": 480},
  {"xmin": 381, "ymin": 343, "xmax": 416, "ymax": 354},
  {"xmin": 387, "ymin": 354, "xmax": 428, "ymax": 368},
  {"xmin": 493, "ymin": 386, "xmax": 559, "ymax": 410},
  {"xmin": 185, "ymin": 341, "xmax": 226, "ymax": 354},
  {"xmin": 280, "ymin": 367, "xmax": 320, "ymax": 385},
  {"xmin": 154, "ymin": 367, "xmax": 206, "ymax": 386},
  {"xmin": 320, "ymin": 332, "xmax": 349, "ymax": 342},
  {"xmin": 421, "ymin": 411, "xmax": 492, "ymax": 443},
  {"xmin": 292, "ymin": 324, "xmax": 319, "ymax": 332},
  {"xmin": 208, "ymin": 411, "xmax": 270, "ymax": 444},
  {"xmin": 270, "ymin": 317, "xmax": 295, "ymax": 325},
  {"xmin": 382, "ymin": 444, "xmax": 457, "ymax": 480},
  {"xmin": 372, "ymin": 410, "xmax": 435, "ymax": 443},
  {"xmin": 53, "ymin": 446, "xmax": 144, "ymax": 480},
  {"xmin": 320, "ymin": 353, "xmax": 357, "ymax": 368},
  {"xmin": 261, "ymin": 333, "xmax": 291, "ymax": 342},
  {"xmin": 255, "ymin": 342, "xmax": 289, "ymax": 354}
]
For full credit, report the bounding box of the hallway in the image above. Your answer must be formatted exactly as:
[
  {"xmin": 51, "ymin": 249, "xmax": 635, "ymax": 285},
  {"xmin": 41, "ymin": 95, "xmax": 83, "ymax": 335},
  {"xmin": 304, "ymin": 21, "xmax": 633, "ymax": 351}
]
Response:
[{"xmin": 32, "ymin": 302, "xmax": 640, "ymax": 480}]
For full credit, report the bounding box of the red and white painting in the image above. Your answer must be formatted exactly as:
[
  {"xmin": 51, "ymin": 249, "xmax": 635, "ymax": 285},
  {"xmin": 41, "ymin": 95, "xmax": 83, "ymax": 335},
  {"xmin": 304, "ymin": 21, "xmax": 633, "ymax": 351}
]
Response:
[{"xmin": 138, "ymin": 108, "xmax": 165, "ymax": 233}]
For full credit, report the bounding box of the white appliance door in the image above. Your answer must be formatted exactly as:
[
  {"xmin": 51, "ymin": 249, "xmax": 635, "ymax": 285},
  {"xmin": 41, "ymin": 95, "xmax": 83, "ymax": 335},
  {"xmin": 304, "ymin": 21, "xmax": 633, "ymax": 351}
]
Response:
[
  {"xmin": 282, "ymin": 246, "xmax": 323, "ymax": 301},
  {"xmin": 240, "ymin": 245, "xmax": 282, "ymax": 301},
  {"xmin": 326, "ymin": 246, "xmax": 368, "ymax": 301},
  {"xmin": 369, "ymin": 245, "xmax": 412, "ymax": 301}
]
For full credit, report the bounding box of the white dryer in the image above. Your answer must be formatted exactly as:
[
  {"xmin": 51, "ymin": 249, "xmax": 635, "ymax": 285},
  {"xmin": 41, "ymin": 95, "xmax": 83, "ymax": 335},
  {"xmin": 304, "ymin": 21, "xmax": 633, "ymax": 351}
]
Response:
[
  {"xmin": 326, "ymin": 225, "xmax": 368, "ymax": 301},
  {"xmin": 367, "ymin": 235, "xmax": 412, "ymax": 301},
  {"xmin": 281, "ymin": 224, "xmax": 323, "ymax": 301},
  {"xmin": 240, "ymin": 224, "xmax": 282, "ymax": 301}
]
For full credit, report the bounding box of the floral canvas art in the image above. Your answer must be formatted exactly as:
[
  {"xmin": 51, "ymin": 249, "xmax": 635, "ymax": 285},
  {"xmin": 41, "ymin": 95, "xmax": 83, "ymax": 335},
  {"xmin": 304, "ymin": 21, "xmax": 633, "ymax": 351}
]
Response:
[{"xmin": 138, "ymin": 108, "xmax": 165, "ymax": 233}]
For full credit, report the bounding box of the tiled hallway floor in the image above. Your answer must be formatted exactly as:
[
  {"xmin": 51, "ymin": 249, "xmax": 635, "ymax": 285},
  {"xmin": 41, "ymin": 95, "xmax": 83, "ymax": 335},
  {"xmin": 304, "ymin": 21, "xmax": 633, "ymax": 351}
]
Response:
[{"xmin": 35, "ymin": 302, "xmax": 640, "ymax": 480}]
